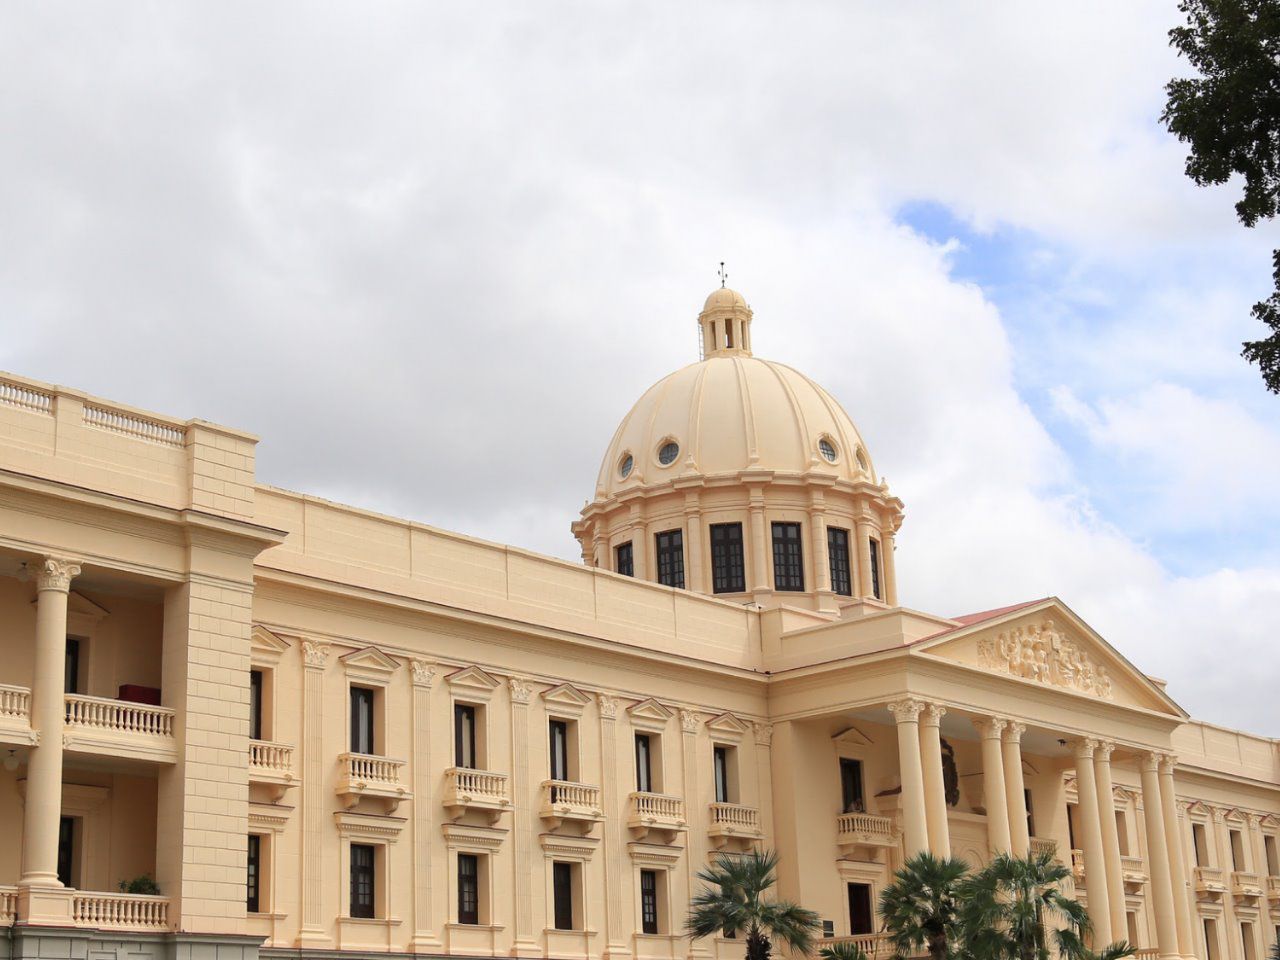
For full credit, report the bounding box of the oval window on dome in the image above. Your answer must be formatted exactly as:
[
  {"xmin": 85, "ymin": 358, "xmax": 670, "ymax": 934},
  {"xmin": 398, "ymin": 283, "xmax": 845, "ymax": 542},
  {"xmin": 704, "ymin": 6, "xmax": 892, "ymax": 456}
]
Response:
[
  {"xmin": 855, "ymin": 447, "xmax": 869, "ymax": 472},
  {"xmin": 657, "ymin": 440, "xmax": 680, "ymax": 466},
  {"xmin": 818, "ymin": 438, "xmax": 839, "ymax": 463},
  {"xmin": 618, "ymin": 453, "xmax": 634, "ymax": 479}
]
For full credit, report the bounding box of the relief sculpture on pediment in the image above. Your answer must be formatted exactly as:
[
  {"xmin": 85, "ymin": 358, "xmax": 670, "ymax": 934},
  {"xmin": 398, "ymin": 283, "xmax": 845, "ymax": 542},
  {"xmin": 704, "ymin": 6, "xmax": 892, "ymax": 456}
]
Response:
[{"xmin": 977, "ymin": 618, "xmax": 1113, "ymax": 700}]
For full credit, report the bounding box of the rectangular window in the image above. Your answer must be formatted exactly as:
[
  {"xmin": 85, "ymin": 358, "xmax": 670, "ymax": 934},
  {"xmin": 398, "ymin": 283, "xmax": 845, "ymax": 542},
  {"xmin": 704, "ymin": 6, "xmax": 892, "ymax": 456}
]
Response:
[
  {"xmin": 249, "ymin": 669, "xmax": 263, "ymax": 741},
  {"xmin": 1193, "ymin": 822, "xmax": 1209, "ymax": 866},
  {"xmin": 550, "ymin": 719, "xmax": 570, "ymax": 782},
  {"xmin": 822, "ymin": 920, "xmax": 835, "ymax": 939},
  {"xmin": 57, "ymin": 816, "xmax": 76, "ymax": 888},
  {"xmin": 1126, "ymin": 912, "xmax": 1140, "ymax": 948},
  {"xmin": 553, "ymin": 861, "xmax": 574, "ymax": 931},
  {"xmin": 64, "ymin": 637, "xmax": 81, "ymax": 695},
  {"xmin": 350, "ymin": 686, "xmax": 375, "ymax": 755},
  {"xmin": 350, "ymin": 843, "xmax": 375, "ymax": 919},
  {"xmin": 247, "ymin": 834, "xmax": 261, "ymax": 913},
  {"xmin": 1231, "ymin": 830, "xmax": 1247, "ymax": 871},
  {"xmin": 709, "ymin": 523, "xmax": 746, "ymax": 594},
  {"xmin": 615, "ymin": 542, "xmax": 634, "ymax": 577},
  {"xmin": 455, "ymin": 703, "xmax": 478, "ymax": 768},
  {"xmin": 848, "ymin": 882, "xmax": 874, "ymax": 935},
  {"xmin": 640, "ymin": 869, "xmax": 659, "ymax": 935},
  {"xmin": 868, "ymin": 538, "xmax": 882, "ymax": 600},
  {"xmin": 1066, "ymin": 803, "xmax": 1078, "ymax": 851},
  {"xmin": 1025, "ymin": 789, "xmax": 1036, "ymax": 840},
  {"xmin": 713, "ymin": 745, "xmax": 732, "ymax": 804},
  {"xmin": 771, "ymin": 522, "xmax": 804, "ymax": 591},
  {"xmin": 1265, "ymin": 834, "xmax": 1278, "ymax": 875},
  {"xmin": 840, "ymin": 758, "xmax": 864, "ymax": 814},
  {"xmin": 654, "ymin": 529, "xmax": 685, "ymax": 589},
  {"xmin": 1204, "ymin": 919, "xmax": 1220, "ymax": 960},
  {"xmin": 827, "ymin": 527, "xmax": 852, "ymax": 596},
  {"xmin": 458, "ymin": 853, "xmax": 480, "ymax": 925},
  {"xmin": 1115, "ymin": 810, "xmax": 1130, "ymax": 856},
  {"xmin": 1241, "ymin": 922, "xmax": 1256, "ymax": 960},
  {"xmin": 636, "ymin": 734, "xmax": 653, "ymax": 793}
]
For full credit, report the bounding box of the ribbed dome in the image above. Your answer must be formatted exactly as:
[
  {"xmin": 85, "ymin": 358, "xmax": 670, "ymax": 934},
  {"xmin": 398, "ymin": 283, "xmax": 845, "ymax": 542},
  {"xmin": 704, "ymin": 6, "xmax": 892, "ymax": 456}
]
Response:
[{"xmin": 595, "ymin": 354, "xmax": 876, "ymax": 498}]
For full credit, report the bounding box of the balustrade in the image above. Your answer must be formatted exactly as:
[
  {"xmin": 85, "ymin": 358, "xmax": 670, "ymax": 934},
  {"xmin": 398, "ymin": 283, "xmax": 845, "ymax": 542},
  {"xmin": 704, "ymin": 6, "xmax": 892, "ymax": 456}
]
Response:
[
  {"xmin": 1231, "ymin": 870, "xmax": 1264, "ymax": 900},
  {"xmin": 82, "ymin": 404, "xmax": 185, "ymax": 446},
  {"xmin": 0, "ymin": 885, "xmax": 15, "ymax": 926},
  {"xmin": 708, "ymin": 801, "xmax": 763, "ymax": 848},
  {"xmin": 836, "ymin": 812, "xmax": 895, "ymax": 850},
  {"xmin": 0, "ymin": 684, "xmax": 30, "ymax": 723},
  {"xmin": 443, "ymin": 767, "xmax": 511, "ymax": 823},
  {"xmin": 72, "ymin": 892, "xmax": 169, "ymax": 931},
  {"xmin": 539, "ymin": 780, "xmax": 604, "ymax": 831},
  {"xmin": 1029, "ymin": 837, "xmax": 1058, "ymax": 860},
  {"xmin": 1194, "ymin": 865, "xmax": 1228, "ymax": 899},
  {"xmin": 64, "ymin": 694, "xmax": 174, "ymax": 737},
  {"xmin": 627, "ymin": 791, "xmax": 686, "ymax": 841},
  {"xmin": 821, "ymin": 934, "xmax": 888, "ymax": 958},
  {"xmin": 335, "ymin": 752, "xmax": 409, "ymax": 813},
  {"xmin": 249, "ymin": 739, "xmax": 294, "ymax": 773}
]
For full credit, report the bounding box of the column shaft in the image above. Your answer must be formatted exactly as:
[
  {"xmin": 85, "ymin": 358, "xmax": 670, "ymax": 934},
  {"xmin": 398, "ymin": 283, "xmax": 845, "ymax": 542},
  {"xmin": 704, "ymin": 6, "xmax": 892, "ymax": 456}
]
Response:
[
  {"xmin": 1002, "ymin": 723, "xmax": 1030, "ymax": 857},
  {"xmin": 1158, "ymin": 757, "xmax": 1194, "ymax": 959},
  {"xmin": 298, "ymin": 640, "xmax": 331, "ymax": 945},
  {"xmin": 510, "ymin": 679, "xmax": 536, "ymax": 953},
  {"xmin": 1094, "ymin": 743, "xmax": 1128, "ymax": 942},
  {"xmin": 1140, "ymin": 754, "xmax": 1180, "ymax": 960},
  {"xmin": 410, "ymin": 661, "xmax": 440, "ymax": 951},
  {"xmin": 1073, "ymin": 739, "xmax": 1114, "ymax": 946},
  {"xmin": 685, "ymin": 501, "xmax": 706, "ymax": 594},
  {"xmin": 976, "ymin": 718, "xmax": 1012, "ymax": 855},
  {"xmin": 20, "ymin": 557, "xmax": 80, "ymax": 888},
  {"xmin": 888, "ymin": 700, "xmax": 929, "ymax": 857},
  {"xmin": 749, "ymin": 494, "xmax": 769, "ymax": 596},
  {"xmin": 882, "ymin": 531, "xmax": 899, "ymax": 606},
  {"xmin": 919, "ymin": 704, "xmax": 951, "ymax": 857},
  {"xmin": 855, "ymin": 520, "xmax": 874, "ymax": 598},
  {"xmin": 597, "ymin": 694, "xmax": 628, "ymax": 958}
]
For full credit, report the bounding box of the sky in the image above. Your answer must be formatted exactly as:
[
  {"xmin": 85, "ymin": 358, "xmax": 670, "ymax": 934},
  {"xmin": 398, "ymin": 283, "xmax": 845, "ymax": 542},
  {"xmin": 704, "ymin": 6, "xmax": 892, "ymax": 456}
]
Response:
[{"xmin": 1, "ymin": 2, "xmax": 1277, "ymax": 732}]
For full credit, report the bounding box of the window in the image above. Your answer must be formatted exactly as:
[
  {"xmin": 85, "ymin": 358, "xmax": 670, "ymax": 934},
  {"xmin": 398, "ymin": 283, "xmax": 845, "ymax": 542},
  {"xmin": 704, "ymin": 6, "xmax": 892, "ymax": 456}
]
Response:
[
  {"xmin": 458, "ymin": 854, "xmax": 480, "ymax": 925},
  {"xmin": 709, "ymin": 523, "xmax": 746, "ymax": 594},
  {"xmin": 249, "ymin": 670, "xmax": 263, "ymax": 741},
  {"xmin": 1264, "ymin": 834, "xmax": 1278, "ymax": 876},
  {"xmin": 822, "ymin": 919, "xmax": 835, "ymax": 939},
  {"xmin": 840, "ymin": 758, "xmax": 864, "ymax": 814},
  {"xmin": 455, "ymin": 703, "xmax": 478, "ymax": 768},
  {"xmin": 713, "ymin": 745, "xmax": 736, "ymax": 804},
  {"xmin": 619, "ymin": 454, "xmax": 634, "ymax": 479},
  {"xmin": 657, "ymin": 441, "xmax": 680, "ymax": 465},
  {"xmin": 771, "ymin": 522, "xmax": 804, "ymax": 591},
  {"xmin": 247, "ymin": 835, "xmax": 261, "ymax": 913},
  {"xmin": 350, "ymin": 843, "xmax": 375, "ymax": 919},
  {"xmin": 57, "ymin": 816, "xmax": 76, "ymax": 888},
  {"xmin": 827, "ymin": 528, "xmax": 852, "ymax": 597},
  {"xmin": 1193, "ymin": 822, "xmax": 1209, "ymax": 866},
  {"xmin": 1025, "ymin": 789, "xmax": 1035, "ymax": 840},
  {"xmin": 1231, "ymin": 829, "xmax": 1246, "ymax": 871},
  {"xmin": 550, "ymin": 719, "xmax": 571, "ymax": 782},
  {"xmin": 868, "ymin": 538, "xmax": 882, "ymax": 600},
  {"xmin": 65, "ymin": 637, "xmax": 82, "ymax": 694},
  {"xmin": 848, "ymin": 883, "xmax": 874, "ymax": 935},
  {"xmin": 553, "ymin": 861, "xmax": 575, "ymax": 931},
  {"xmin": 1126, "ymin": 912, "xmax": 1140, "ymax": 948},
  {"xmin": 636, "ymin": 734, "xmax": 653, "ymax": 793},
  {"xmin": 819, "ymin": 438, "xmax": 838, "ymax": 462},
  {"xmin": 1241, "ymin": 922, "xmax": 1257, "ymax": 960},
  {"xmin": 640, "ymin": 869, "xmax": 660, "ymax": 934},
  {"xmin": 615, "ymin": 542, "xmax": 634, "ymax": 577},
  {"xmin": 655, "ymin": 529, "xmax": 685, "ymax": 589},
  {"xmin": 350, "ymin": 687, "xmax": 375, "ymax": 755},
  {"xmin": 1204, "ymin": 919, "xmax": 1220, "ymax": 960},
  {"xmin": 1066, "ymin": 803, "xmax": 1078, "ymax": 851},
  {"xmin": 1116, "ymin": 810, "xmax": 1130, "ymax": 856}
]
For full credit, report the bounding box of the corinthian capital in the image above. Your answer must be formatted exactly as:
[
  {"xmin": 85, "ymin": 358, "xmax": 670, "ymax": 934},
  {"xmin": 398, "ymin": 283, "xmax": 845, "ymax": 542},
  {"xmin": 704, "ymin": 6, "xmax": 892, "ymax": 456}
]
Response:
[
  {"xmin": 1094, "ymin": 739, "xmax": 1115, "ymax": 762},
  {"xmin": 1002, "ymin": 721, "xmax": 1027, "ymax": 743},
  {"xmin": 921, "ymin": 703, "xmax": 947, "ymax": 727},
  {"xmin": 886, "ymin": 698, "xmax": 924, "ymax": 723},
  {"xmin": 36, "ymin": 557, "xmax": 81, "ymax": 592},
  {"xmin": 972, "ymin": 716, "xmax": 1008, "ymax": 739}
]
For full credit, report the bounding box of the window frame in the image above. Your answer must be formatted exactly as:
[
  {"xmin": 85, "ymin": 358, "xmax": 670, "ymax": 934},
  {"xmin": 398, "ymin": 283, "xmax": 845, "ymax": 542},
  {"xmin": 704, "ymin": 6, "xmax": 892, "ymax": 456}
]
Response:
[
  {"xmin": 350, "ymin": 685, "xmax": 376, "ymax": 756},
  {"xmin": 709, "ymin": 522, "xmax": 746, "ymax": 594},
  {"xmin": 868, "ymin": 537, "xmax": 882, "ymax": 600},
  {"xmin": 635, "ymin": 733, "xmax": 653, "ymax": 794},
  {"xmin": 249, "ymin": 669, "xmax": 264, "ymax": 742},
  {"xmin": 840, "ymin": 757, "xmax": 865, "ymax": 814},
  {"xmin": 454, "ymin": 702, "xmax": 481, "ymax": 769},
  {"xmin": 615, "ymin": 541, "xmax": 634, "ymax": 577},
  {"xmin": 247, "ymin": 833, "xmax": 262, "ymax": 914},
  {"xmin": 847, "ymin": 882, "xmax": 875, "ymax": 936},
  {"xmin": 654, "ymin": 528, "xmax": 686, "ymax": 589},
  {"xmin": 827, "ymin": 526, "xmax": 853, "ymax": 597},
  {"xmin": 552, "ymin": 861, "xmax": 576, "ymax": 931},
  {"xmin": 458, "ymin": 852, "xmax": 481, "ymax": 925},
  {"xmin": 771, "ymin": 521, "xmax": 805, "ymax": 592},
  {"xmin": 640, "ymin": 868, "xmax": 661, "ymax": 935},
  {"xmin": 349, "ymin": 842, "xmax": 377, "ymax": 920}
]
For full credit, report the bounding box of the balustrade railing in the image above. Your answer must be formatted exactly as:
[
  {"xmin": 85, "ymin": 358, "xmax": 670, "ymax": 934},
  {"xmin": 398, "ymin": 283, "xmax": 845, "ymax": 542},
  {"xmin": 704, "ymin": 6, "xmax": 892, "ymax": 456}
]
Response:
[
  {"xmin": 0, "ymin": 885, "xmax": 16, "ymax": 926},
  {"xmin": 339, "ymin": 752, "xmax": 405, "ymax": 785},
  {"xmin": 83, "ymin": 404, "xmax": 185, "ymax": 446},
  {"xmin": 446, "ymin": 767, "xmax": 509, "ymax": 802},
  {"xmin": 0, "ymin": 379, "xmax": 52, "ymax": 415},
  {"xmin": 64, "ymin": 694, "xmax": 174, "ymax": 737},
  {"xmin": 836, "ymin": 812, "xmax": 894, "ymax": 840},
  {"xmin": 72, "ymin": 891, "xmax": 169, "ymax": 930},
  {"xmin": 1029, "ymin": 837, "xmax": 1057, "ymax": 859},
  {"xmin": 545, "ymin": 780, "xmax": 601, "ymax": 809},
  {"xmin": 821, "ymin": 934, "xmax": 888, "ymax": 957},
  {"xmin": 1231, "ymin": 871, "xmax": 1263, "ymax": 897},
  {"xmin": 709, "ymin": 802, "xmax": 761, "ymax": 833},
  {"xmin": 1071, "ymin": 848, "xmax": 1085, "ymax": 878},
  {"xmin": 249, "ymin": 739, "xmax": 293, "ymax": 773},
  {"xmin": 630, "ymin": 791, "xmax": 685, "ymax": 822},
  {"xmin": 1267, "ymin": 875, "xmax": 1280, "ymax": 897},
  {"xmin": 0, "ymin": 684, "xmax": 31, "ymax": 723}
]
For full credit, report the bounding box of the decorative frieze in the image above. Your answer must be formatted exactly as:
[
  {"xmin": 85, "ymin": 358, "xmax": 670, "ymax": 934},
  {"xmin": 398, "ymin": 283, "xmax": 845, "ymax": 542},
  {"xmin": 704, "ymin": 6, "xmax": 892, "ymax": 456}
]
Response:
[{"xmin": 977, "ymin": 618, "xmax": 1114, "ymax": 699}]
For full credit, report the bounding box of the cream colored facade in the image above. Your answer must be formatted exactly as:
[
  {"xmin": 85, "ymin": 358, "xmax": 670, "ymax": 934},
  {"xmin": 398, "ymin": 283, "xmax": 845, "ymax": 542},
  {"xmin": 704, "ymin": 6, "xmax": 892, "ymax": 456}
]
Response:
[{"xmin": 0, "ymin": 289, "xmax": 1275, "ymax": 960}]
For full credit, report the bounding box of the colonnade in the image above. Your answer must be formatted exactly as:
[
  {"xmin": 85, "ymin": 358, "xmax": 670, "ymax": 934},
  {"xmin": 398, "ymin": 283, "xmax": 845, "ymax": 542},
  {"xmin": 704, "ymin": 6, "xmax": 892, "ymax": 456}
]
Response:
[{"xmin": 887, "ymin": 701, "xmax": 1195, "ymax": 960}]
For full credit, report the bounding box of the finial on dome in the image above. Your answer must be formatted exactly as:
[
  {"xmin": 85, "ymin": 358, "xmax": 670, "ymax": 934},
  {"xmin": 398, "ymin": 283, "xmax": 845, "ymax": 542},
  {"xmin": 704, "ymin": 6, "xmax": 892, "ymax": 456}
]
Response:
[
  {"xmin": 698, "ymin": 283, "xmax": 753, "ymax": 358},
  {"xmin": 718, "ymin": 261, "xmax": 728, "ymax": 288}
]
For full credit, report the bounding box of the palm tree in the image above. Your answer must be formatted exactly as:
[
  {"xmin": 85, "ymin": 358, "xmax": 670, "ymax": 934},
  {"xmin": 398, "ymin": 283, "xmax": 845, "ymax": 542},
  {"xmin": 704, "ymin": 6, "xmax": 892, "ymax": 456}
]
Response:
[
  {"xmin": 877, "ymin": 852, "xmax": 971, "ymax": 960},
  {"xmin": 1269, "ymin": 938, "xmax": 1280, "ymax": 960},
  {"xmin": 959, "ymin": 851, "xmax": 1133, "ymax": 960},
  {"xmin": 819, "ymin": 942, "xmax": 870, "ymax": 960},
  {"xmin": 687, "ymin": 849, "xmax": 820, "ymax": 960}
]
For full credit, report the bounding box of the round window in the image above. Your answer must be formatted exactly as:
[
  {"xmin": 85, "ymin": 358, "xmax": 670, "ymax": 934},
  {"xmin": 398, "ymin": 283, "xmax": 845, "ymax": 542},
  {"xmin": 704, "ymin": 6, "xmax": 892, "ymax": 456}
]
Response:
[
  {"xmin": 818, "ymin": 438, "xmax": 838, "ymax": 463},
  {"xmin": 657, "ymin": 440, "xmax": 680, "ymax": 466},
  {"xmin": 618, "ymin": 454, "xmax": 634, "ymax": 479}
]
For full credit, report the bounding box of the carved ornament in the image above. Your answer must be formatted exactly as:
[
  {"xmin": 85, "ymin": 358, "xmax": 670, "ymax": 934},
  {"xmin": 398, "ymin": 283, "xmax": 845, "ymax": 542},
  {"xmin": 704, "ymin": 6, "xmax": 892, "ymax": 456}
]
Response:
[
  {"xmin": 410, "ymin": 659, "xmax": 437, "ymax": 688},
  {"xmin": 596, "ymin": 693, "xmax": 619, "ymax": 720},
  {"xmin": 302, "ymin": 640, "xmax": 331, "ymax": 669},
  {"xmin": 508, "ymin": 677, "xmax": 533, "ymax": 704},
  {"xmin": 977, "ymin": 618, "xmax": 1113, "ymax": 699},
  {"xmin": 36, "ymin": 557, "xmax": 81, "ymax": 592}
]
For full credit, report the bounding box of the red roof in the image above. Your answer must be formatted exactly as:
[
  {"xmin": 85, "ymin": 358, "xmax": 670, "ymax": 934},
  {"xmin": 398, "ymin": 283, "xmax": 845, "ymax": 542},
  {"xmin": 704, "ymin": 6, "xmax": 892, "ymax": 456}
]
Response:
[{"xmin": 948, "ymin": 598, "xmax": 1049, "ymax": 627}]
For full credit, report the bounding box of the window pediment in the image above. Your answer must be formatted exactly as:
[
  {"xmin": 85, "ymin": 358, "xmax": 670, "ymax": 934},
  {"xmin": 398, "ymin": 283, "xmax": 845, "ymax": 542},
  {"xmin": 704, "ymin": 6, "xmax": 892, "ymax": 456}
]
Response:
[
  {"xmin": 251, "ymin": 625, "xmax": 292, "ymax": 666},
  {"xmin": 341, "ymin": 646, "xmax": 400, "ymax": 687},
  {"xmin": 705, "ymin": 712, "xmax": 751, "ymax": 742},
  {"xmin": 628, "ymin": 698, "xmax": 674, "ymax": 732},
  {"xmin": 447, "ymin": 665, "xmax": 502, "ymax": 701},
  {"xmin": 333, "ymin": 810, "xmax": 406, "ymax": 841},
  {"xmin": 542, "ymin": 682, "xmax": 592, "ymax": 716}
]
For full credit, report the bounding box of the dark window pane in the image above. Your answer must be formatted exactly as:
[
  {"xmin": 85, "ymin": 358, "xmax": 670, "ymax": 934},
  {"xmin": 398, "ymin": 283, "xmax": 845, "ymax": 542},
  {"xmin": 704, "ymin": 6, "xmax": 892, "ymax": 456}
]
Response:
[
  {"xmin": 57, "ymin": 816, "xmax": 75, "ymax": 888},
  {"xmin": 640, "ymin": 869, "xmax": 659, "ymax": 934},
  {"xmin": 654, "ymin": 529, "xmax": 685, "ymax": 589},
  {"xmin": 848, "ymin": 883, "xmax": 873, "ymax": 935},
  {"xmin": 827, "ymin": 527, "xmax": 852, "ymax": 597},
  {"xmin": 549, "ymin": 720, "xmax": 570, "ymax": 783},
  {"xmin": 458, "ymin": 854, "xmax": 479, "ymax": 925},
  {"xmin": 635, "ymin": 734, "xmax": 652, "ymax": 793},
  {"xmin": 615, "ymin": 542, "xmax": 634, "ymax": 577},
  {"xmin": 64, "ymin": 638, "xmax": 80, "ymax": 695},
  {"xmin": 350, "ymin": 843, "xmax": 375, "ymax": 919},
  {"xmin": 713, "ymin": 746, "xmax": 730, "ymax": 804},
  {"xmin": 455, "ymin": 704, "xmax": 476, "ymax": 768},
  {"xmin": 553, "ymin": 862, "xmax": 574, "ymax": 930},
  {"xmin": 249, "ymin": 670, "xmax": 263, "ymax": 741},
  {"xmin": 771, "ymin": 522, "xmax": 804, "ymax": 591},
  {"xmin": 350, "ymin": 687, "xmax": 374, "ymax": 755},
  {"xmin": 247, "ymin": 835, "xmax": 261, "ymax": 913},
  {"xmin": 840, "ymin": 758, "xmax": 864, "ymax": 813},
  {"xmin": 869, "ymin": 538, "xmax": 882, "ymax": 600},
  {"xmin": 709, "ymin": 523, "xmax": 746, "ymax": 594}
]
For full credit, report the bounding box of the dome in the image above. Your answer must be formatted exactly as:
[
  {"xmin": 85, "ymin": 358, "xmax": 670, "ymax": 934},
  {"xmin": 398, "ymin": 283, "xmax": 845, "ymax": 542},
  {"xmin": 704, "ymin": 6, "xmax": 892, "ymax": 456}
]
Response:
[
  {"xmin": 595, "ymin": 354, "xmax": 876, "ymax": 498},
  {"xmin": 703, "ymin": 286, "xmax": 748, "ymax": 311}
]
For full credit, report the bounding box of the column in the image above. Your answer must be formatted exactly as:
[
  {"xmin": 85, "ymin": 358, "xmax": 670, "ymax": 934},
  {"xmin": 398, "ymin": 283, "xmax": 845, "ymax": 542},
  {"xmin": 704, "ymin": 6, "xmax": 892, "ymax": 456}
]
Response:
[
  {"xmin": 809, "ymin": 493, "xmax": 836, "ymax": 612},
  {"xmin": 597, "ymin": 694, "xmax": 629, "ymax": 960},
  {"xmin": 1002, "ymin": 722, "xmax": 1030, "ymax": 857},
  {"xmin": 976, "ymin": 717, "xmax": 1012, "ymax": 855},
  {"xmin": 753, "ymin": 723, "xmax": 775, "ymax": 848},
  {"xmin": 681, "ymin": 710, "xmax": 711, "ymax": 958},
  {"xmin": 1094, "ymin": 742, "xmax": 1128, "ymax": 942},
  {"xmin": 855, "ymin": 519, "xmax": 874, "ymax": 598},
  {"xmin": 1073, "ymin": 739, "xmax": 1113, "ymax": 946},
  {"xmin": 509, "ymin": 678, "xmax": 538, "ymax": 956},
  {"xmin": 919, "ymin": 703, "xmax": 951, "ymax": 857},
  {"xmin": 298, "ymin": 639, "xmax": 331, "ymax": 946},
  {"xmin": 1158, "ymin": 756, "xmax": 1195, "ymax": 959},
  {"xmin": 409, "ymin": 660, "xmax": 441, "ymax": 952},
  {"xmin": 684, "ymin": 493, "xmax": 706, "ymax": 594},
  {"xmin": 748, "ymin": 488, "xmax": 769, "ymax": 598},
  {"xmin": 882, "ymin": 530, "xmax": 900, "ymax": 606},
  {"xmin": 20, "ymin": 558, "xmax": 80, "ymax": 898},
  {"xmin": 1140, "ymin": 752, "xmax": 1180, "ymax": 960},
  {"xmin": 888, "ymin": 699, "xmax": 929, "ymax": 857}
]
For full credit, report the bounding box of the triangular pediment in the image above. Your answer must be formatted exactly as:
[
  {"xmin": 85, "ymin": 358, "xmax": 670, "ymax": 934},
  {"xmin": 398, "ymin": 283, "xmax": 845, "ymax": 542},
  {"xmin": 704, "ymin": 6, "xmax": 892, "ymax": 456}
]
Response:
[
  {"xmin": 251, "ymin": 625, "xmax": 292, "ymax": 664},
  {"xmin": 447, "ymin": 665, "xmax": 502, "ymax": 698},
  {"xmin": 832, "ymin": 724, "xmax": 875, "ymax": 746},
  {"xmin": 914, "ymin": 598, "xmax": 1186, "ymax": 718},
  {"xmin": 627, "ymin": 698, "xmax": 675, "ymax": 732},
  {"xmin": 542, "ymin": 683, "xmax": 592, "ymax": 714},
  {"xmin": 705, "ymin": 712, "xmax": 751, "ymax": 741},
  {"xmin": 341, "ymin": 646, "xmax": 400, "ymax": 673}
]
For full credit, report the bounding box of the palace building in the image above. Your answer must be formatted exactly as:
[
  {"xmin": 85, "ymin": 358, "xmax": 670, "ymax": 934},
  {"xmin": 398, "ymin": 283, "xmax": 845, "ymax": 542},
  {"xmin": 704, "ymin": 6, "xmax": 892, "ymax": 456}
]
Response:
[{"xmin": 0, "ymin": 288, "xmax": 1275, "ymax": 960}]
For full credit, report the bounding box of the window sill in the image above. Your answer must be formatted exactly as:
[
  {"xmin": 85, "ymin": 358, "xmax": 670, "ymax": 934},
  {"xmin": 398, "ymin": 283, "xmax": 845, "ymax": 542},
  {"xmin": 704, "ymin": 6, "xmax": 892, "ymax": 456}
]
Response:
[
  {"xmin": 338, "ymin": 916, "xmax": 403, "ymax": 926},
  {"xmin": 446, "ymin": 922, "xmax": 506, "ymax": 931},
  {"xmin": 247, "ymin": 911, "xmax": 288, "ymax": 920},
  {"xmin": 634, "ymin": 933, "xmax": 680, "ymax": 941},
  {"xmin": 543, "ymin": 928, "xmax": 599, "ymax": 936}
]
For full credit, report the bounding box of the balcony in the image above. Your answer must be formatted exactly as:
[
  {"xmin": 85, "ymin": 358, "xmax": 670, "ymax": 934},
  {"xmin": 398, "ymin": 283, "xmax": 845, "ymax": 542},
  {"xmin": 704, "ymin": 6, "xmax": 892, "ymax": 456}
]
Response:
[
  {"xmin": 708, "ymin": 802, "xmax": 763, "ymax": 849},
  {"xmin": 539, "ymin": 780, "xmax": 603, "ymax": 833},
  {"xmin": 443, "ymin": 767, "xmax": 511, "ymax": 823},
  {"xmin": 72, "ymin": 891, "xmax": 169, "ymax": 931},
  {"xmin": 819, "ymin": 934, "xmax": 888, "ymax": 959},
  {"xmin": 0, "ymin": 684, "xmax": 34, "ymax": 747},
  {"xmin": 836, "ymin": 812, "xmax": 896, "ymax": 856},
  {"xmin": 248, "ymin": 739, "xmax": 298, "ymax": 802},
  {"xmin": 1266, "ymin": 875, "xmax": 1280, "ymax": 902},
  {"xmin": 1231, "ymin": 871, "xmax": 1264, "ymax": 901},
  {"xmin": 1071, "ymin": 849, "xmax": 1085, "ymax": 882},
  {"xmin": 1029, "ymin": 837, "xmax": 1058, "ymax": 861},
  {"xmin": 1194, "ymin": 865, "xmax": 1228, "ymax": 900},
  {"xmin": 627, "ymin": 792, "xmax": 686, "ymax": 842},
  {"xmin": 1121, "ymin": 855, "xmax": 1148, "ymax": 892},
  {"xmin": 63, "ymin": 694, "xmax": 176, "ymax": 763},
  {"xmin": 335, "ymin": 753, "xmax": 409, "ymax": 814}
]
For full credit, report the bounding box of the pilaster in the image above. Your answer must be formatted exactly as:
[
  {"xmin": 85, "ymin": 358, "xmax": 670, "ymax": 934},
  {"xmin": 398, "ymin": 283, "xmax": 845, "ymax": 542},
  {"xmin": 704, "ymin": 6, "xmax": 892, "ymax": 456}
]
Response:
[
  {"xmin": 409, "ymin": 659, "xmax": 442, "ymax": 952},
  {"xmin": 297, "ymin": 639, "xmax": 332, "ymax": 947},
  {"xmin": 597, "ymin": 693, "xmax": 630, "ymax": 960},
  {"xmin": 681, "ymin": 709, "xmax": 710, "ymax": 959},
  {"xmin": 509, "ymin": 677, "xmax": 538, "ymax": 956}
]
